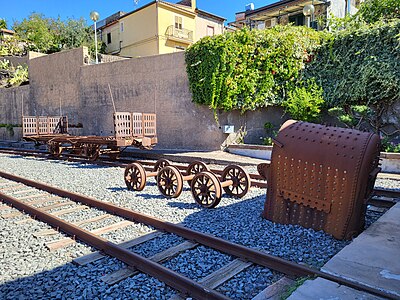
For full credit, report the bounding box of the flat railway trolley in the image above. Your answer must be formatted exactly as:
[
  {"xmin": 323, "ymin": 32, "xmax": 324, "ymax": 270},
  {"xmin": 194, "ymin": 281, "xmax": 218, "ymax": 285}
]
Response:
[{"xmin": 22, "ymin": 112, "xmax": 157, "ymax": 160}]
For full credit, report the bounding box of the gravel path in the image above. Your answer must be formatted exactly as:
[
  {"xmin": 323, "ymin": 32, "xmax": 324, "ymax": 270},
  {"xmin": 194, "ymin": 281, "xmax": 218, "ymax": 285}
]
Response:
[{"xmin": 0, "ymin": 153, "xmax": 398, "ymax": 299}]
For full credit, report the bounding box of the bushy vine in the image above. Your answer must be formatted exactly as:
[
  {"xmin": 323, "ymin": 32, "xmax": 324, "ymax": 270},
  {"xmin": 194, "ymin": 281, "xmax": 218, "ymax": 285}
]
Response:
[
  {"xmin": 185, "ymin": 26, "xmax": 322, "ymax": 113},
  {"xmin": 304, "ymin": 19, "xmax": 400, "ymax": 134}
]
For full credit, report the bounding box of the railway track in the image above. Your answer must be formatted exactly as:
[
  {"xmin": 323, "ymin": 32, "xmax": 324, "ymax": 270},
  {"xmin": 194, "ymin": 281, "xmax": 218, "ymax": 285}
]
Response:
[
  {"xmin": 0, "ymin": 147, "xmax": 398, "ymax": 208},
  {"xmin": 0, "ymin": 170, "xmax": 398, "ymax": 299}
]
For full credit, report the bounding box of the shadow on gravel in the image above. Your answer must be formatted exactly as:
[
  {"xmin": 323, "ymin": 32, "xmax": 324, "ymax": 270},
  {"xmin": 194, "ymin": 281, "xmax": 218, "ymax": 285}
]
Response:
[
  {"xmin": 168, "ymin": 201, "xmax": 198, "ymax": 209},
  {"xmin": 135, "ymin": 193, "xmax": 166, "ymax": 200},
  {"xmin": 107, "ymin": 187, "xmax": 128, "ymax": 192},
  {"xmin": 0, "ymin": 258, "xmax": 175, "ymax": 299},
  {"xmin": 68, "ymin": 163, "xmax": 109, "ymax": 169}
]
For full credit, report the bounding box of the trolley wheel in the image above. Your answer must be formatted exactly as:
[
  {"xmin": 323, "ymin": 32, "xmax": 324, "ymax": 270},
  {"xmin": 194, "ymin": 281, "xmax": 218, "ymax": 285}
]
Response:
[
  {"xmin": 157, "ymin": 166, "xmax": 183, "ymax": 198},
  {"xmin": 124, "ymin": 162, "xmax": 147, "ymax": 191},
  {"xmin": 221, "ymin": 165, "xmax": 251, "ymax": 198},
  {"xmin": 107, "ymin": 147, "xmax": 120, "ymax": 160},
  {"xmin": 82, "ymin": 144, "xmax": 100, "ymax": 161},
  {"xmin": 108, "ymin": 153, "xmax": 119, "ymax": 160},
  {"xmin": 190, "ymin": 171, "xmax": 222, "ymax": 208},
  {"xmin": 48, "ymin": 142, "xmax": 61, "ymax": 157},
  {"xmin": 153, "ymin": 159, "xmax": 171, "ymax": 172},
  {"xmin": 186, "ymin": 161, "xmax": 210, "ymax": 186}
]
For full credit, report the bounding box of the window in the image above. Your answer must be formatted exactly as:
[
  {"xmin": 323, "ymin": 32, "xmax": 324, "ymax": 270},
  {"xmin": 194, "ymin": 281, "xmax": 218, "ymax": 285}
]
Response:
[
  {"xmin": 175, "ymin": 16, "xmax": 182, "ymax": 30},
  {"xmin": 120, "ymin": 22, "xmax": 124, "ymax": 32},
  {"xmin": 206, "ymin": 25, "xmax": 214, "ymax": 36},
  {"xmin": 288, "ymin": 14, "xmax": 305, "ymax": 26},
  {"xmin": 107, "ymin": 32, "xmax": 111, "ymax": 44}
]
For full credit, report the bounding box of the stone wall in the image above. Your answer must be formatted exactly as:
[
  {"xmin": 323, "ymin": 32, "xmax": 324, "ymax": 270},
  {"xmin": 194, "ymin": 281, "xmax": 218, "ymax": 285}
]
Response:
[
  {"xmin": 27, "ymin": 47, "xmax": 87, "ymax": 124},
  {"xmin": 79, "ymin": 52, "xmax": 228, "ymax": 149},
  {"xmin": 0, "ymin": 85, "xmax": 29, "ymax": 124},
  {"xmin": 0, "ymin": 51, "xmax": 47, "ymax": 67},
  {"xmin": 0, "ymin": 47, "xmax": 309, "ymax": 149}
]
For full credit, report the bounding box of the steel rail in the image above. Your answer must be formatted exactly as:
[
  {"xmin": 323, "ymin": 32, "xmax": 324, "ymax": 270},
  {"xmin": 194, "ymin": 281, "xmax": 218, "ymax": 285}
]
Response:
[
  {"xmin": 0, "ymin": 147, "xmax": 398, "ymax": 197},
  {"xmin": 0, "ymin": 191, "xmax": 229, "ymax": 300},
  {"xmin": 373, "ymin": 187, "xmax": 400, "ymax": 199},
  {"xmin": 0, "ymin": 170, "xmax": 397, "ymax": 299},
  {"xmin": 0, "ymin": 148, "xmax": 268, "ymax": 187}
]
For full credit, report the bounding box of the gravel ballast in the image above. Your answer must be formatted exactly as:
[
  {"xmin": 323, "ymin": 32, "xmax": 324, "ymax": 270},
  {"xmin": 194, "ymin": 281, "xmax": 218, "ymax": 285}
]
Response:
[{"xmin": 0, "ymin": 153, "xmax": 398, "ymax": 299}]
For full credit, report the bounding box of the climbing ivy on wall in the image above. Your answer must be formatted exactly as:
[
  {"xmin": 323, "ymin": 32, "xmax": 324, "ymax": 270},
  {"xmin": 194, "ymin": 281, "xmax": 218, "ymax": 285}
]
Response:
[
  {"xmin": 304, "ymin": 19, "xmax": 400, "ymax": 134},
  {"xmin": 185, "ymin": 18, "xmax": 400, "ymax": 137},
  {"xmin": 185, "ymin": 26, "xmax": 322, "ymax": 113}
]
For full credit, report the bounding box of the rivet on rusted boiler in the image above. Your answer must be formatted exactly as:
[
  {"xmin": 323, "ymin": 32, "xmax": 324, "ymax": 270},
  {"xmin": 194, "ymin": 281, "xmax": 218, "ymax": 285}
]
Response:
[{"xmin": 260, "ymin": 120, "xmax": 381, "ymax": 240}]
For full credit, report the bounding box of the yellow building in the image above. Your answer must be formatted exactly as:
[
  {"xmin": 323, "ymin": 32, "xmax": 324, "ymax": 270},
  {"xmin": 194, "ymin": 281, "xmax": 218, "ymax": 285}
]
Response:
[{"xmin": 98, "ymin": 0, "xmax": 225, "ymax": 58}]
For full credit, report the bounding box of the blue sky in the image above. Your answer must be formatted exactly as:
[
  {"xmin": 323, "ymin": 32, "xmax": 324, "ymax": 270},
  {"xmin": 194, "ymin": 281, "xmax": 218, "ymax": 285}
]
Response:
[{"xmin": 1, "ymin": 0, "xmax": 275, "ymax": 27}]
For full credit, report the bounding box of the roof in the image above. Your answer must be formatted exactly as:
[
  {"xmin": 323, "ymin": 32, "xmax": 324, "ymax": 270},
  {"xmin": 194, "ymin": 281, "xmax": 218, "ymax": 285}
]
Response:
[
  {"xmin": 196, "ymin": 9, "xmax": 226, "ymax": 22},
  {"xmin": 246, "ymin": 0, "xmax": 297, "ymax": 17},
  {"xmin": 0, "ymin": 28, "xmax": 15, "ymax": 35},
  {"xmin": 99, "ymin": 0, "xmax": 224, "ymax": 26},
  {"xmin": 243, "ymin": 0, "xmax": 327, "ymax": 20}
]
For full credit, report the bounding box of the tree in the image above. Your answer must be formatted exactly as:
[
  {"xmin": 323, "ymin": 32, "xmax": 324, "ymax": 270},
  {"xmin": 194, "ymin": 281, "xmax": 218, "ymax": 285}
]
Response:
[
  {"xmin": 13, "ymin": 13, "xmax": 57, "ymax": 53},
  {"xmin": 12, "ymin": 13, "xmax": 105, "ymax": 55},
  {"xmin": 0, "ymin": 19, "xmax": 7, "ymax": 29}
]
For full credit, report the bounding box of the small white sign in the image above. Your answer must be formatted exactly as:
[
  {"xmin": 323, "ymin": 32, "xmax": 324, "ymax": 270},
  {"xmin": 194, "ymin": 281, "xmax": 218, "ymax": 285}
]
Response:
[{"xmin": 222, "ymin": 125, "xmax": 235, "ymax": 133}]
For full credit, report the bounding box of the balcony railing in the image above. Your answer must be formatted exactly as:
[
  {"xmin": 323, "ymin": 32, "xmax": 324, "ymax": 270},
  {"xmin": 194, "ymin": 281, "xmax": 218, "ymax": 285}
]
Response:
[{"xmin": 165, "ymin": 25, "xmax": 193, "ymax": 42}]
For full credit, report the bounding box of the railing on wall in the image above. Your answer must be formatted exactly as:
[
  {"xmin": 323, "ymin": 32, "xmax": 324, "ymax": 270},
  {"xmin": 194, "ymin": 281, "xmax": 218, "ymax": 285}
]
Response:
[{"xmin": 165, "ymin": 25, "xmax": 193, "ymax": 42}]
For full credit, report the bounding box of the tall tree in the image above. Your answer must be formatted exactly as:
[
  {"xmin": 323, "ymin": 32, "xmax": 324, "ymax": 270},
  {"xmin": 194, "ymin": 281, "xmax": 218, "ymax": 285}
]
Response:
[
  {"xmin": 12, "ymin": 13, "xmax": 104, "ymax": 55},
  {"xmin": 13, "ymin": 13, "xmax": 57, "ymax": 53},
  {"xmin": 0, "ymin": 19, "xmax": 7, "ymax": 29}
]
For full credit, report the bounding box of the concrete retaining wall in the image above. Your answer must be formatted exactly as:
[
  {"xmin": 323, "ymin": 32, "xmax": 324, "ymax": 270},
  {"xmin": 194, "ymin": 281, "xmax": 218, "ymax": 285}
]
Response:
[
  {"xmin": 0, "ymin": 85, "xmax": 29, "ymax": 124},
  {"xmin": 1, "ymin": 47, "xmax": 397, "ymax": 150},
  {"xmin": 0, "ymin": 47, "xmax": 285, "ymax": 149}
]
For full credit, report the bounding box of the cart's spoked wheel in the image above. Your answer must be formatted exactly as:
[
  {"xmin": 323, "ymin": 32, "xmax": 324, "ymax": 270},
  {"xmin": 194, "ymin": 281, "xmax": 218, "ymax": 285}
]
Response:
[
  {"xmin": 108, "ymin": 147, "xmax": 119, "ymax": 160},
  {"xmin": 153, "ymin": 159, "xmax": 171, "ymax": 172},
  {"xmin": 124, "ymin": 162, "xmax": 147, "ymax": 191},
  {"xmin": 157, "ymin": 166, "xmax": 183, "ymax": 198},
  {"xmin": 186, "ymin": 161, "xmax": 210, "ymax": 186},
  {"xmin": 81, "ymin": 144, "xmax": 99, "ymax": 161},
  {"xmin": 71, "ymin": 143, "xmax": 83, "ymax": 155},
  {"xmin": 190, "ymin": 171, "xmax": 222, "ymax": 208},
  {"xmin": 108, "ymin": 153, "xmax": 119, "ymax": 160},
  {"xmin": 87, "ymin": 144, "xmax": 100, "ymax": 161},
  {"xmin": 48, "ymin": 142, "xmax": 61, "ymax": 157},
  {"xmin": 221, "ymin": 165, "xmax": 251, "ymax": 198}
]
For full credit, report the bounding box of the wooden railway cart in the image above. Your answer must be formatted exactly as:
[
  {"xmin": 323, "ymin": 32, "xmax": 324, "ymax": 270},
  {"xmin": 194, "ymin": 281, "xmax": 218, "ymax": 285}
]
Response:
[{"xmin": 22, "ymin": 112, "xmax": 157, "ymax": 160}]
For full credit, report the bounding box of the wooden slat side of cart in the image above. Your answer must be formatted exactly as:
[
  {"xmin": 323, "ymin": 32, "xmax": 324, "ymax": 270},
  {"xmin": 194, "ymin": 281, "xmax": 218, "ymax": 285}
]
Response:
[{"xmin": 22, "ymin": 112, "xmax": 157, "ymax": 160}]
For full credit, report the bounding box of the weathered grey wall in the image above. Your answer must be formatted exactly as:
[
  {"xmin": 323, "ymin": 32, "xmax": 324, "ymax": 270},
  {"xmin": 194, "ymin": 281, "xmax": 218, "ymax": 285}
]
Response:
[
  {"xmin": 0, "ymin": 85, "xmax": 29, "ymax": 124},
  {"xmin": 0, "ymin": 51, "xmax": 47, "ymax": 68},
  {"xmin": 0, "ymin": 47, "xmax": 291, "ymax": 149},
  {"xmin": 27, "ymin": 48, "xmax": 87, "ymax": 126},
  {"xmin": 79, "ymin": 52, "xmax": 228, "ymax": 149}
]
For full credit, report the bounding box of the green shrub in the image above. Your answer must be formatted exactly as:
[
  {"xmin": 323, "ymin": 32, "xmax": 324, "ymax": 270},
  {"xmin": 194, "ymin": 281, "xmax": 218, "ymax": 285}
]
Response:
[
  {"xmin": 357, "ymin": 0, "xmax": 400, "ymax": 23},
  {"xmin": 185, "ymin": 26, "xmax": 322, "ymax": 113},
  {"xmin": 0, "ymin": 59, "xmax": 29, "ymax": 88},
  {"xmin": 282, "ymin": 79, "xmax": 325, "ymax": 122},
  {"xmin": 382, "ymin": 137, "xmax": 400, "ymax": 153},
  {"xmin": 304, "ymin": 19, "xmax": 400, "ymax": 134}
]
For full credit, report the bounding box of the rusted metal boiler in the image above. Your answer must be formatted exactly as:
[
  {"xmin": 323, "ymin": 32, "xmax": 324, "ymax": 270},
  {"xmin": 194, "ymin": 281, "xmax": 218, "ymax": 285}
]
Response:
[{"xmin": 260, "ymin": 120, "xmax": 381, "ymax": 240}]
